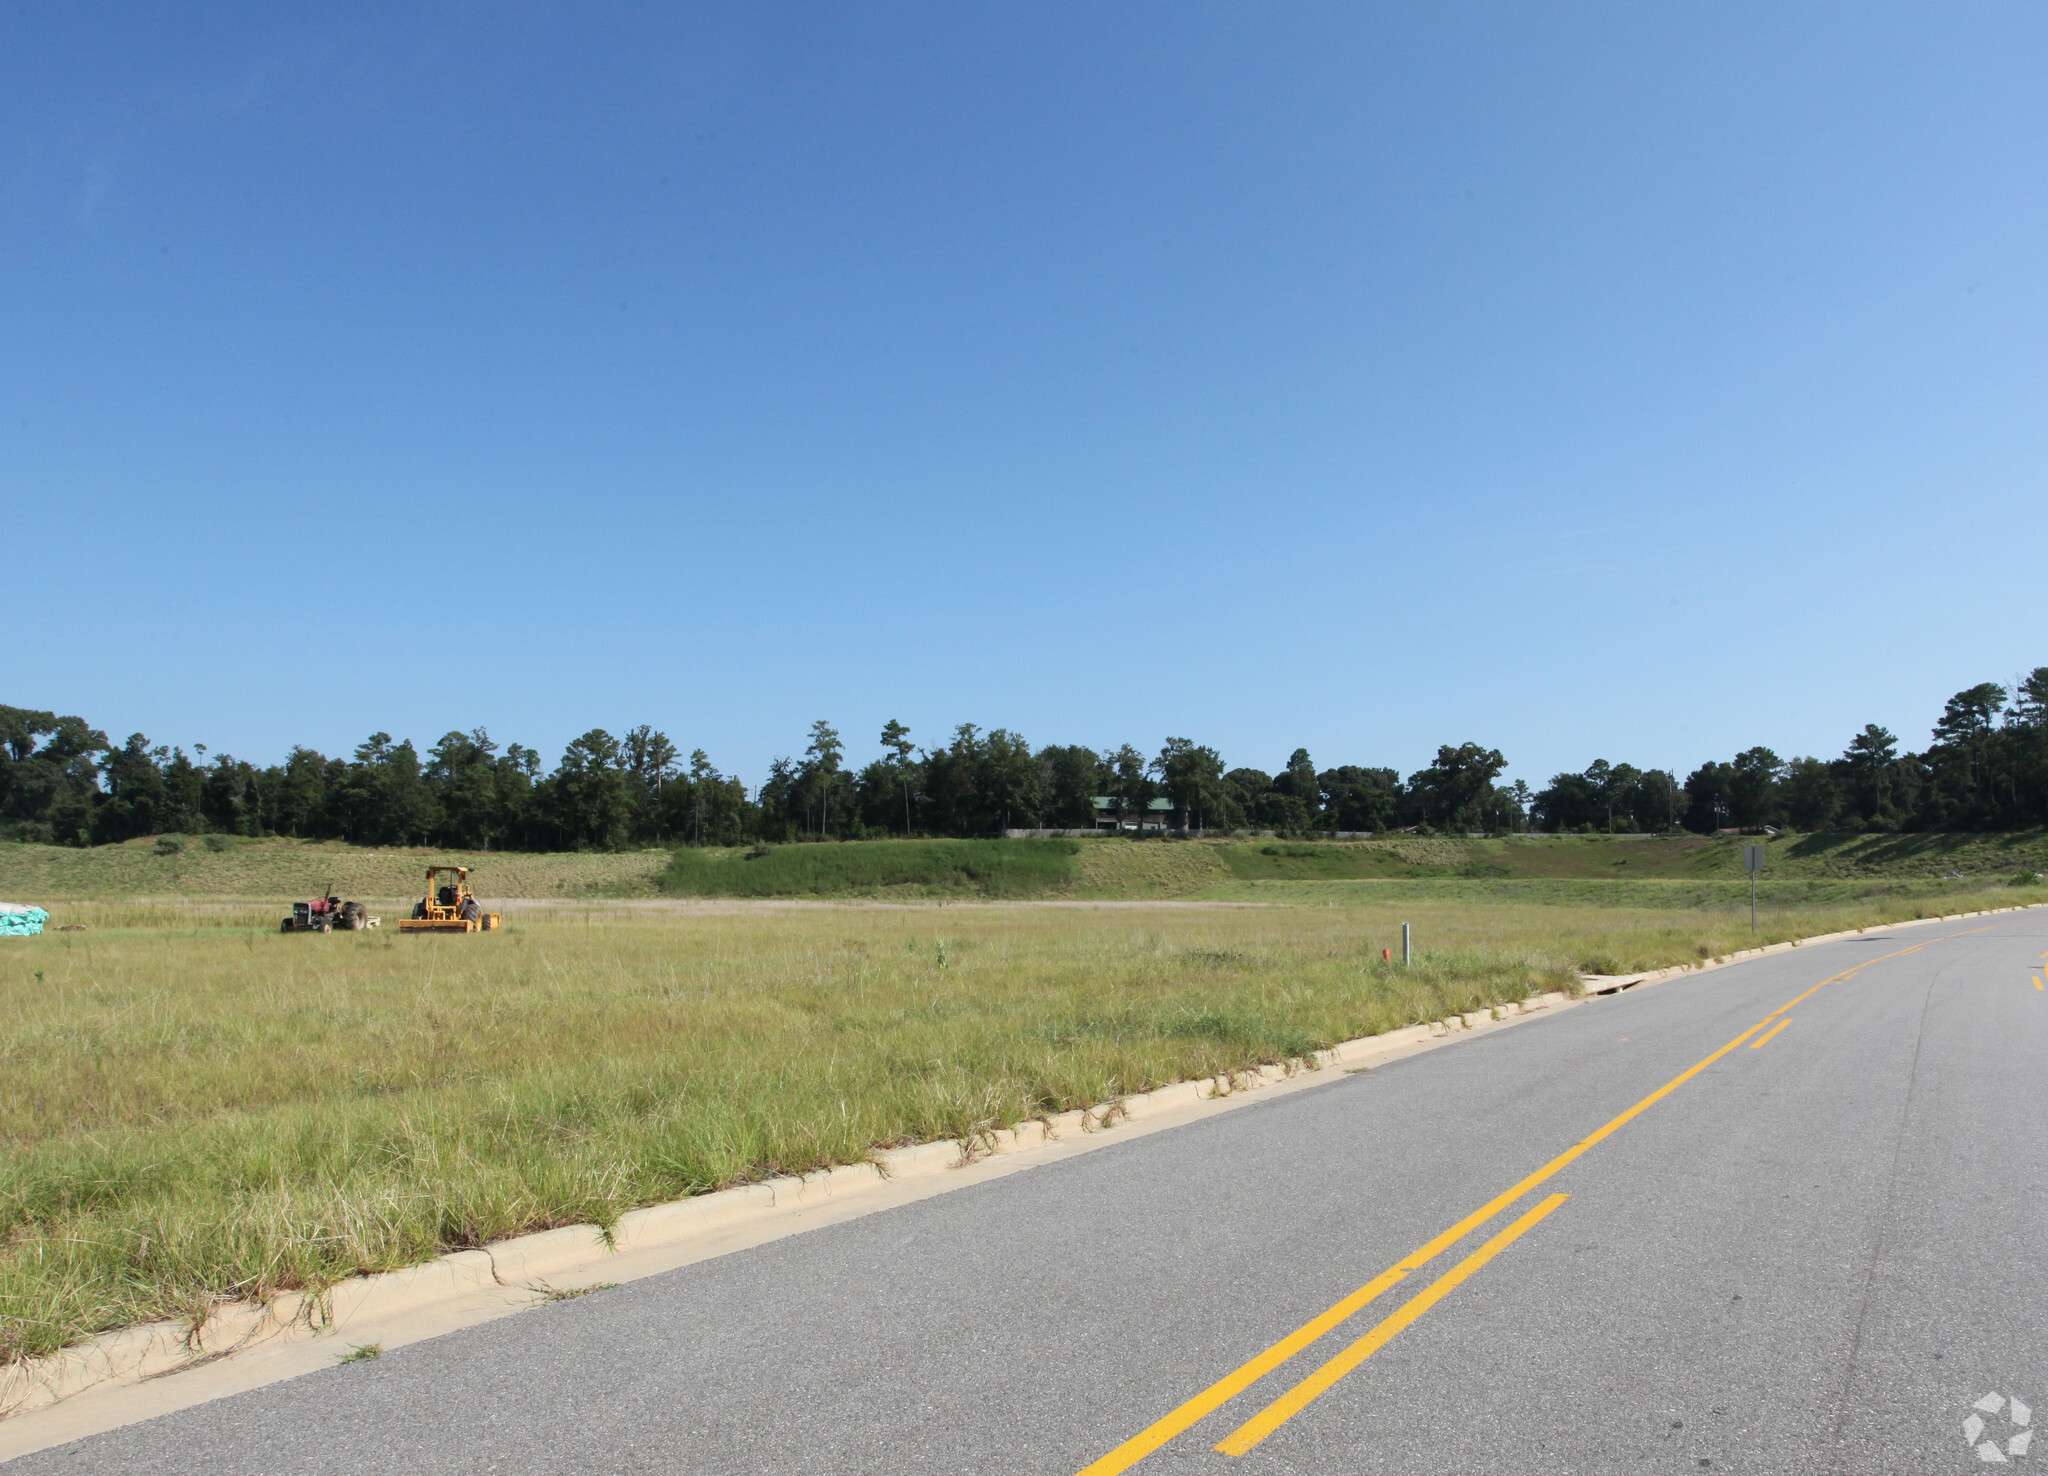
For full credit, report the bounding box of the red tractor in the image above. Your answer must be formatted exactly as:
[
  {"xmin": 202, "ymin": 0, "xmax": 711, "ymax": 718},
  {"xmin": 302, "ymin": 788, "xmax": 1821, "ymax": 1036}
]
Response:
[{"xmin": 280, "ymin": 885, "xmax": 372, "ymax": 933}]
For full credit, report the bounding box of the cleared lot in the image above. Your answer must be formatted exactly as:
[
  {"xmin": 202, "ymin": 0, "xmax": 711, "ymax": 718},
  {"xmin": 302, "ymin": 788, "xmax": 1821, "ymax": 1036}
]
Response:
[{"xmin": 1, "ymin": 878, "xmax": 2033, "ymax": 1366}]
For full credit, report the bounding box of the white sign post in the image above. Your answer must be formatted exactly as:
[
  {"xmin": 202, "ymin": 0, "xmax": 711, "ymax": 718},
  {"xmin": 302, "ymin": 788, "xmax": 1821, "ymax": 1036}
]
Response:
[{"xmin": 1743, "ymin": 844, "xmax": 1765, "ymax": 934}]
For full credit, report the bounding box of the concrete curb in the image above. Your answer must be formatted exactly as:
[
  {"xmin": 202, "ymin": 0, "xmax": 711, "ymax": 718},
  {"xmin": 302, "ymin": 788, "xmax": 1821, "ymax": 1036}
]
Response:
[{"xmin": 2, "ymin": 898, "xmax": 2041, "ymax": 1461}]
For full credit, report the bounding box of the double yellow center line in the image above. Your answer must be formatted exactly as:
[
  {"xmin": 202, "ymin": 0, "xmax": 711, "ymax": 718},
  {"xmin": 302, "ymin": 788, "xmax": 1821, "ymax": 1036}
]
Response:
[
  {"xmin": 1076, "ymin": 932, "xmax": 1972, "ymax": 1472},
  {"xmin": 1213, "ymin": 1192, "xmax": 1572, "ymax": 1454}
]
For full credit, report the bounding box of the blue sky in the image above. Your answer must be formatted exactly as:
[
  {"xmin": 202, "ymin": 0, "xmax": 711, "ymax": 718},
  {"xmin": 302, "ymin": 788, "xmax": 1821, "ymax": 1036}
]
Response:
[{"xmin": 3, "ymin": 2, "xmax": 2044, "ymax": 788}]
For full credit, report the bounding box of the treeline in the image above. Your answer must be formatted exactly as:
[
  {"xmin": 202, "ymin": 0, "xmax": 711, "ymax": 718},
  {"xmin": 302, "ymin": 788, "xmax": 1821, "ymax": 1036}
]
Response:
[
  {"xmin": 1536, "ymin": 673, "xmax": 2048, "ymax": 835},
  {"xmin": 0, "ymin": 712, "xmax": 1515, "ymax": 848},
  {"xmin": 3, "ymin": 668, "xmax": 2044, "ymax": 850}
]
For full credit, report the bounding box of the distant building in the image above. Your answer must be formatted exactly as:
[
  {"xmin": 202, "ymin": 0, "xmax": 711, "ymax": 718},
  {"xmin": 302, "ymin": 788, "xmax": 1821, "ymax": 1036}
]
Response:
[{"xmin": 1090, "ymin": 796, "xmax": 1176, "ymax": 833}]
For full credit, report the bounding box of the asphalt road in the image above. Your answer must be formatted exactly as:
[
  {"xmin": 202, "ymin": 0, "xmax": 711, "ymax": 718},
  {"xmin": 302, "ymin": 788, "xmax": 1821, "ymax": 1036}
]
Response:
[{"xmin": 16, "ymin": 914, "xmax": 2048, "ymax": 1474}]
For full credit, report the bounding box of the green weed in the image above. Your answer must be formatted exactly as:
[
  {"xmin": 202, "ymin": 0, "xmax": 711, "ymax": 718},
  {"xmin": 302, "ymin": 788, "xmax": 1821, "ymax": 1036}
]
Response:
[{"xmin": 541, "ymin": 1282, "xmax": 618, "ymax": 1303}]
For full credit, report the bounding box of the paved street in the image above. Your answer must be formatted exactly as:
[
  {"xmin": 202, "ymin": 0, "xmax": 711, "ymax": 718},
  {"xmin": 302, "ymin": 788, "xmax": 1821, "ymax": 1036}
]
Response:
[{"xmin": 15, "ymin": 915, "xmax": 2047, "ymax": 1474}]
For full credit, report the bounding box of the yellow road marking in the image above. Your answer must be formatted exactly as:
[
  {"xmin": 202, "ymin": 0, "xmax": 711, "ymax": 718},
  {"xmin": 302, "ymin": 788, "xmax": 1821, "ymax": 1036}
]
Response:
[
  {"xmin": 1071, "ymin": 929, "xmax": 1991, "ymax": 1475},
  {"xmin": 2035, "ymin": 976, "xmax": 2043, "ymax": 992},
  {"xmin": 1214, "ymin": 1194, "xmax": 1571, "ymax": 1456},
  {"xmin": 1750, "ymin": 1018, "xmax": 1791, "ymax": 1048},
  {"xmin": 1070, "ymin": 1261, "xmax": 1416, "ymax": 1476},
  {"xmin": 1073, "ymin": 984, "xmax": 1827, "ymax": 1476}
]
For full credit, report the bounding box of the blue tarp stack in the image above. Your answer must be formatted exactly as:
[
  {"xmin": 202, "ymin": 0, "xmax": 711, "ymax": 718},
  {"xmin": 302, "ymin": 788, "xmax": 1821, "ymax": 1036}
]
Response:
[{"xmin": 0, "ymin": 903, "xmax": 49, "ymax": 937}]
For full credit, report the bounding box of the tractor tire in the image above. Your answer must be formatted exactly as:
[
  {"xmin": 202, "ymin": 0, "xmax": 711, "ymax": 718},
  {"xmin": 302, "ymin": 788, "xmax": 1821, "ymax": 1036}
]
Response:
[
  {"xmin": 280, "ymin": 917, "xmax": 293, "ymax": 933},
  {"xmin": 317, "ymin": 919, "xmax": 332, "ymax": 934}
]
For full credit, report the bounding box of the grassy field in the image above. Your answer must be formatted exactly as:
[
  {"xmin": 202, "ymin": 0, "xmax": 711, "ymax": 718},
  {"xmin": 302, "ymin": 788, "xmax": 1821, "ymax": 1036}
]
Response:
[
  {"xmin": 1181, "ymin": 878, "xmax": 2028, "ymax": 970},
  {"xmin": 1, "ymin": 875, "xmax": 2040, "ymax": 1365}
]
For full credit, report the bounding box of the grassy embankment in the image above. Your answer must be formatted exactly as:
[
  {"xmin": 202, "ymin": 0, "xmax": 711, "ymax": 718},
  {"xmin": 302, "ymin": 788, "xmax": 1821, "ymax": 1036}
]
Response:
[
  {"xmin": 657, "ymin": 836, "xmax": 1233, "ymax": 900},
  {"xmin": 1205, "ymin": 830, "xmax": 2048, "ymax": 885},
  {"xmin": 0, "ymin": 837, "xmax": 670, "ymax": 903},
  {"xmin": 6, "ymin": 829, "xmax": 2041, "ymax": 910},
  {"xmin": 660, "ymin": 838, "xmax": 1079, "ymax": 898},
  {"xmin": 3, "ymin": 865, "xmax": 2042, "ymax": 1365},
  {"xmin": 654, "ymin": 830, "xmax": 2048, "ymax": 907}
]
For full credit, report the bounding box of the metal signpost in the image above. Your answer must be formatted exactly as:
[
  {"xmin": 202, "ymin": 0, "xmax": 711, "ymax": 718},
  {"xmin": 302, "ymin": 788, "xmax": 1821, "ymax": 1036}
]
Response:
[
  {"xmin": 1744, "ymin": 844, "xmax": 1765, "ymax": 934},
  {"xmin": 1402, "ymin": 921, "xmax": 1412, "ymax": 966}
]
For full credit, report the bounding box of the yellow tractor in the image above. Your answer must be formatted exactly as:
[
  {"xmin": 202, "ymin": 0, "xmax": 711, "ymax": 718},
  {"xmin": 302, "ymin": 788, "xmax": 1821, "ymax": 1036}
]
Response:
[{"xmin": 397, "ymin": 865, "xmax": 502, "ymax": 934}]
